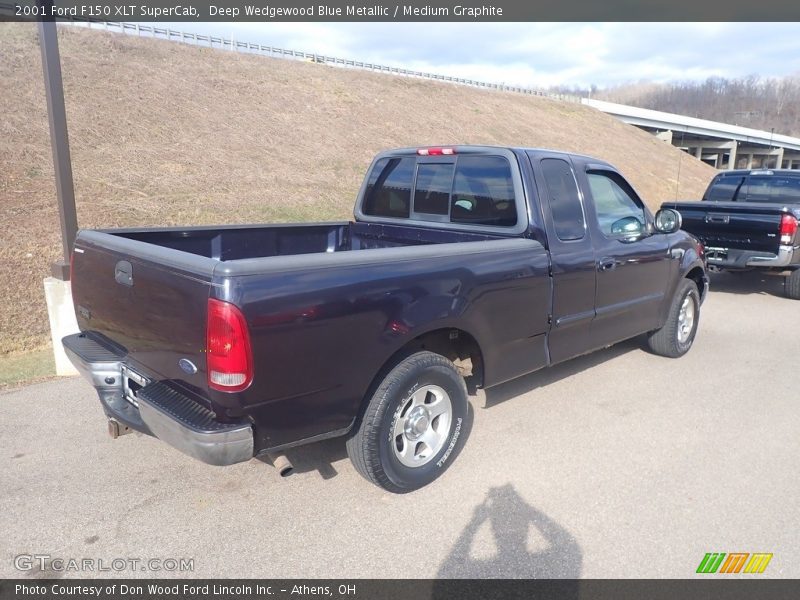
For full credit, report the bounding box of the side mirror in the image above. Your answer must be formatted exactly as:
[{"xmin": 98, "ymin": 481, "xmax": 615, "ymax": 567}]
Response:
[
  {"xmin": 611, "ymin": 216, "xmax": 644, "ymax": 237},
  {"xmin": 654, "ymin": 208, "xmax": 682, "ymax": 234}
]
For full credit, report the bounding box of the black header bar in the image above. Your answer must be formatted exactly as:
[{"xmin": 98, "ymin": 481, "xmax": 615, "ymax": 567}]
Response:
[
  {"xmin": 2, "ymin": 0, "xmax": 800, "ymax": 22},
  {"xmin": 2, "ymin": 579, "xmax": 800, "ymax": 600}
]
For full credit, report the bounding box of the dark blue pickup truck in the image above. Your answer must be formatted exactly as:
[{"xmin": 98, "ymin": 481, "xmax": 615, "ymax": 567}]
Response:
[{"xmin": 63, "ymin": 146, "xmax": 707, "ymax": 492}]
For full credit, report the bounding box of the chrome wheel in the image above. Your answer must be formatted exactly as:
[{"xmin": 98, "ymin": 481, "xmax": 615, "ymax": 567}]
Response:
[
  {"xmin": 392, "ymin": 385, "xmax": 452, "ymax": 468},
  {"xmin": 677, "ymin": 295, "xmax": 695, "ymax": 344}
]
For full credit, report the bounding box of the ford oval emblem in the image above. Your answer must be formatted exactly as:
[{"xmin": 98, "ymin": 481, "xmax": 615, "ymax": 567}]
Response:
[{"xmin": 178, "ymin": 358, "xmax": 198, "ymax": 375}]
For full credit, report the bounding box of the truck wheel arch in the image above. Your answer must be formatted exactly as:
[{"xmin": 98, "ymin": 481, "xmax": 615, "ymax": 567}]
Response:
[
  {"xmin": 356, "ymin": 328, "xmax": 485, "ymax": 430},
  {"xmin": 685, "ymin": 266, "xmax": 707, "ymax": 302}
]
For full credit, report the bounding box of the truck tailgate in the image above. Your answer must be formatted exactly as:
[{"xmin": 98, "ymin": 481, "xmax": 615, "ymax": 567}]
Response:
[
  {"xmin": 665, "ymin": 201, "xmax": 786, "ymax": 254},
  {"xmin": 71, "ymin": 230, "xmax": 213, "ymax": 392}
]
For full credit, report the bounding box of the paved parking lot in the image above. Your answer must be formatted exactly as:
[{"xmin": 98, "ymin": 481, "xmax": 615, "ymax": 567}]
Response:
[{"xmin": 2, "ymin": 271, "xmax": 799, "ymax": 579}]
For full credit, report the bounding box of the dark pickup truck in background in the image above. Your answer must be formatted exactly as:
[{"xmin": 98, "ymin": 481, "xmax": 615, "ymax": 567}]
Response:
[
  {"xmin": 663, "ymin": 169, "xmax": 800, "ymax": 299},
  {"xmin": 64, "ymin": 146, "xmax": 707, "ymax": 492}
]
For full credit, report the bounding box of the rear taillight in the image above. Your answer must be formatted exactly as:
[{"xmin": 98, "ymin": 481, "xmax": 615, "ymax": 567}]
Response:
[
  {"xmin": 779, "ymin": 214, "xmax": 798, "ymax": 244},
  {"xmin": 206, "ymin": 298, "xmax": 253, "ymax": 392},
  {"xmin": 417, "ymin": 147, "xmax": 455, "ymax": 156}
]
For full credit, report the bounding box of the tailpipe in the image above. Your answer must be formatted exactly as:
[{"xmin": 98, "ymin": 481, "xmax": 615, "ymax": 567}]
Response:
[{"xmin": 267, "ymin": 453, "xmax": 294, "ymax": 477}]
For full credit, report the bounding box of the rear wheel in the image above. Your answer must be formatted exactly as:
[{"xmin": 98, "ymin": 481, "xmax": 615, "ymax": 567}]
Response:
[
  {"xmin": 346, "ymin": 351, "xmax": 469, "ymax": 493},
  {"xmin": 786, "ymin": 269, "xmax": 800, "ymax": 300},
  {"xmin": 647, "ymin": 279, "xmax": 700, "ymax": 358}
]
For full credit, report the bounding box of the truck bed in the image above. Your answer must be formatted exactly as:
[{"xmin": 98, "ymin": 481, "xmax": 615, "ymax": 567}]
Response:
[
  {"xmin": 71, "ymin": 220, "xmax": 548, "ymax": 450},
  {"xmin": 664, "ymin": 201, "xmax": 789, "ymax": 254},
  {"xmin": 664, "ymin": 200, "xmax": 800, "ymax": 270},
  {"xmin": 110, "ymin": 221, "xmax": 502, "ymax": 261}
]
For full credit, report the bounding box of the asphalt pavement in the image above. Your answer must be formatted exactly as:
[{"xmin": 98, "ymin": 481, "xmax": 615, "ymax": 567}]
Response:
[{"xmin": 2, "ymin": 271, "xmax": 798, "ymax": 579}]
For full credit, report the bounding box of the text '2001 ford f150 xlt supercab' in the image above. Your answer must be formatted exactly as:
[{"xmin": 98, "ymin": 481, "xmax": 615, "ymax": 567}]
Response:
[{"xmin": 64, "ymin": 146, "xmax": 708, "ymax": 492}]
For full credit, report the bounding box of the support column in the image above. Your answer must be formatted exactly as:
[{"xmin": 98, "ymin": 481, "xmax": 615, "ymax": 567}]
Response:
[
  {"xmin": 44, "ymin": 277, "xmax": 79, "ymax": 376},
  {"xmin": 694, "ymin": 146, "xmax": 703, "ymax": 159},
  {"xmin": 38, "ymin": 13, "xmax": 78, "ymax": 280},
  {"xmin": 746, "ymin": 154, "xmax": 754, "ymax": 169},
  {"xmin": 655, "ymin": 130, "xmax": 673, "ymax": 144},
  {"xmin": 773, "ymin": 147, "xmax": 784, "ymax": 170},
  {"xmin": 38, "ymin": 4, "xmax": 81, "ymax": 376},
  {"xmin": 727, "ymin": 141, "xmax": 737, "ymax": 170}
]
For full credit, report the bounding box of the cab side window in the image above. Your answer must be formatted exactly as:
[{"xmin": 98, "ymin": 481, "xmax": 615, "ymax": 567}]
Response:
[
  {"xmin": 541, "ymin": 158, "xmax": 585, "ymax": 241},
  {"xmin": 587, "ymin": 171, "xmax": 646, "ymax": 237}
]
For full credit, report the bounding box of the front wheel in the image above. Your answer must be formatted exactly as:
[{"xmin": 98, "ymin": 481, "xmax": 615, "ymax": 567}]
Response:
[
  {"xmin": 646, "ymin": 279, "xmax": 700, "ymax": 358},
  {"xmin": 346, "ymin": 351, "xmax": 469, "ymax": 493}
]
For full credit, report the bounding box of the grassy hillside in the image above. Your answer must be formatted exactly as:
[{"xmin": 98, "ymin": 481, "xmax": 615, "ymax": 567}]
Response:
[{"xmin": 0, "ymin": 23, "xmax": 716, "ymax": 355}]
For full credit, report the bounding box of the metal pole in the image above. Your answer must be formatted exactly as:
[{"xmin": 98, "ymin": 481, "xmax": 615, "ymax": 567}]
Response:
[{"xmin": 37, "ymin": 3, "xmax": 78, "ymax": 280}]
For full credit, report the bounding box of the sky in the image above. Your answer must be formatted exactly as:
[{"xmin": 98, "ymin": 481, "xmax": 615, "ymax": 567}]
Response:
[{"xmin": 158, "ymin": 22, "xmax": 800, "ymax": 89}]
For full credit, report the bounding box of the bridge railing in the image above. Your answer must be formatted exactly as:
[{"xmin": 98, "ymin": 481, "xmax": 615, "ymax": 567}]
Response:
[{"xmin": 65, "ymin": 20, "xmax": 581, "ymax": 103}]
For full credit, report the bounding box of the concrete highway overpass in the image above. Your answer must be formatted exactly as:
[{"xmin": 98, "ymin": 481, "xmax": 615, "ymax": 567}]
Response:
[{"xmin": 583, "ymin": 98, "xmax": 800, "ymax": 171}]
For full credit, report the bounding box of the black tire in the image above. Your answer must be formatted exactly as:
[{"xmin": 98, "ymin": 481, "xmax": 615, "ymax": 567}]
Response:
[
  {"xmin": 786, "ymin": 269, "xmax": 800, "ymax": 300},
  {"xmin": 346, "ymin": 351, "xmax": 469, "ymax": 493},
  {"xmin": 646, "ymin": 279, "xmax": 700, "ymax": 358}
]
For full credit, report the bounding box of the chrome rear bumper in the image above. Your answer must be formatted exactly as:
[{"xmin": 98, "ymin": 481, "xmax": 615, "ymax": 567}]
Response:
[
  {"xmin": 705, "ymin": 244, "xmax": 797, "ymax": 269},
  {"xmin": 62, "ymin": 333, "xmax": 253, "ymax": 466}
]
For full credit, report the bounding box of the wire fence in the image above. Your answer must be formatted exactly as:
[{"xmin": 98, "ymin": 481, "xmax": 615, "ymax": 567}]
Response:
[{"xmin": 65, "ymin": 19, "xmax": 581, "ymax": 103}]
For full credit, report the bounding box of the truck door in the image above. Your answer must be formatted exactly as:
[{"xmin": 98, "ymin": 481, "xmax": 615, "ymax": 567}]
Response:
[
  {"xmin": 531, "ymin": 154, "xmax": 598, "ymax": 364},
  {"xmin": 577, "ymin": 167, "xmax": 671, "ymax": 346}
]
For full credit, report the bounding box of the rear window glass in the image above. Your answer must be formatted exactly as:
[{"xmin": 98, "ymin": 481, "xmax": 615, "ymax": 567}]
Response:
[
  {"xmin": 450, "ymin": 156, "xmax": 517, "ymax": 227},
  {"xmin": 706, "ymin": 176, "xmax": 744, "ymax": 201},
  {"xmin": 362, "ymin": 154, "xmax": 517, "ymax": 227},
  {"xmin": 414, "ymin": 163, "xmax": 454, "ymax": 215},
  {"xmin": 743, "ymin": 176, "xmax": 800, "ymax": 202},
  {"xmin": 362, "ymin": 157, "xmax": 415, "ymax": 218}
]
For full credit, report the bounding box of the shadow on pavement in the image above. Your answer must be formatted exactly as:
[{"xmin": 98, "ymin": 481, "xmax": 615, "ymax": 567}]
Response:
[
  {"xmin": 707, "ymin": 270, "xmax": 787, "ymax": 298},
  {"xmin": 258, "ymin": 403, "xmax": 475, "ymax": 484},
  {"xmin": 257, "ymin": 437, "xmax": 348, "ymax": 480},
  {"xmin": 435, "ymin": 483, "xmax": 582, "ymax": 584},
  {"xmin": 483, "ymin": 338, "xmax": 640, "ymax": 409}
]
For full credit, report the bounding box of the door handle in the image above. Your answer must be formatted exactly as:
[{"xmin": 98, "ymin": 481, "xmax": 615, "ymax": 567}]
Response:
[{"xmin": 597, "ymin": 257, "xmax": 618, "ymax": 272}]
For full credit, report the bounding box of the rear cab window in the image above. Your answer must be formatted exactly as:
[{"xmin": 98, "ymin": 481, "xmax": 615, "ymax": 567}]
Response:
[
  {"xmin": 362, "ymin": 157, "xmax": 415, "ymax": 217},
  {"xmin": 360, "ymin": 151, "xmax": 523, "ymax": 231},
  {"xmin": 704, "ymin": 175, "xmax": 745, "ymax": 201},
  {"xmin": 743, "ymin": 176, "xmax": 800, "ymax": 203}
]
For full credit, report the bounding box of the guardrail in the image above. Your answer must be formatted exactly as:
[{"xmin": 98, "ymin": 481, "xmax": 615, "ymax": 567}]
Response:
[{"xmin": 67, "ymin": 20, "xmax": 580, "ymax": 103}]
